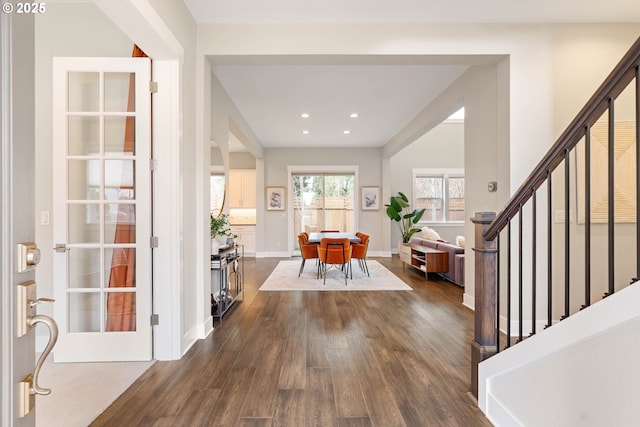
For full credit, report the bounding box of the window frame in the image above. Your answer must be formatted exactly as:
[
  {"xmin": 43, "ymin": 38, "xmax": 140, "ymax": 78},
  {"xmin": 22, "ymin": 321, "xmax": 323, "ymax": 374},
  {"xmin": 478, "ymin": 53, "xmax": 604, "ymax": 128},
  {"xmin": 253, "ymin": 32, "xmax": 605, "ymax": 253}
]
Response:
[
  {"xmin": 210, "ymin": 172, "xmax": 226, "ymax": 217},
  {"xmin": 412, "ymin": 168, "xmax": 465, "ymax": 224}
]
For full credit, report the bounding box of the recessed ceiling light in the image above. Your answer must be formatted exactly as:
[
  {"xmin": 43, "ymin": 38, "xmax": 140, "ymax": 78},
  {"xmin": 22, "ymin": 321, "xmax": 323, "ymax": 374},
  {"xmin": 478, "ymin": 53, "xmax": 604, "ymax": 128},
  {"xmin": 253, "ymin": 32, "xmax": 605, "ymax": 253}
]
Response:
[
  {"xmin": 349, "ymin": 113, "xmax": 359, "ymax": 118},
  {"xmin": 302, "ymin": 130, "xmax": 309, "ymax": 135},
  {"xmin": 301, "ymin": 113, "xmax": 310, "ymax": 118},
  {"xmin": 343, "ymin": 130, "xmax": 351, "ymax": 135}
]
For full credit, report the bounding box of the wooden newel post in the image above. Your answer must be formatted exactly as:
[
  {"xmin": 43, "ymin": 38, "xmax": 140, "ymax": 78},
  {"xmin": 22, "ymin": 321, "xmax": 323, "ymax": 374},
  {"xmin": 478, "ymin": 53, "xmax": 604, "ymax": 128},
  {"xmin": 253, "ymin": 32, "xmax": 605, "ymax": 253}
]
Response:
[{"xmin": 470, "ymin": 211, "xmax": 498, "ymax": 399}]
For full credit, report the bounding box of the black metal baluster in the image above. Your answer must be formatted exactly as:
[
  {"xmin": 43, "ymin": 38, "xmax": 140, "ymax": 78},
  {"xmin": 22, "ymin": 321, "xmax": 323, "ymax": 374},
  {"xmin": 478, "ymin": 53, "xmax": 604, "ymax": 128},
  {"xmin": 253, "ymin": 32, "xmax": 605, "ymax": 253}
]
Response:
[
  {"xmin": 636, "ymin": 66, "xmax": 640, "ymax": 281},
  {"xmin": 584, "ymin": 125, "xmax": 591, "ymax": 309},
  {"xmin": 518, "ymin": 205, "xmax": 523, "ymax": 342},
  {"xmin": 547, "ymin": 170, "xmax": 553, "ymax": 328},
  {"xmin": 607, "ymin": 97, "xmax": 615, "ymax": 297},
  {"xmin": 507, "ymin": 220, "xmax": 512, "ymax": 348},
  {"xmin": 563, "ymin": 149, "xmax": 570, "ymax": 320},
  {"xmin": 496, "ymin": 232, "xmax": 501, "ymax": 353},
  {"xmin": 532, "ymin": 190, "xmax": 537, "ymax": 335}
]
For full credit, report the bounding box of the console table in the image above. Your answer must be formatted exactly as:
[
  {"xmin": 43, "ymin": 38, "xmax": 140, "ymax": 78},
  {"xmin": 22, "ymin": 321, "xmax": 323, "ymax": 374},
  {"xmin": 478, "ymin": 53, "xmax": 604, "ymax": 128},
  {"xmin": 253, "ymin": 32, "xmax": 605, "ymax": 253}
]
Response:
[
  {"xmin": 211, "ymin": 244, "xmax": 244, "ymax": 322},
  {"xmin": 399, "ymin": 242, "xmax": 448, "ymax": 276}
]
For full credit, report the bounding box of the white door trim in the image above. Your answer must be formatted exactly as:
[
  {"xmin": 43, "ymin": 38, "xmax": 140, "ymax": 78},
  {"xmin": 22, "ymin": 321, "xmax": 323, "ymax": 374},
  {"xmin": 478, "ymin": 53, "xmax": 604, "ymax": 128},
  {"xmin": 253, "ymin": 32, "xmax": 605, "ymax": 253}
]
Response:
[
  {"xmin": 0, "ymin": 12, "xmax": 12, "ymax": 426},
  {"xmin": 92, "ymin": 0, "xmax": 187, "ymax": 360},
  {"xmin": 151, "ymin": 59, "xmax": 184, "ymax": 360}
]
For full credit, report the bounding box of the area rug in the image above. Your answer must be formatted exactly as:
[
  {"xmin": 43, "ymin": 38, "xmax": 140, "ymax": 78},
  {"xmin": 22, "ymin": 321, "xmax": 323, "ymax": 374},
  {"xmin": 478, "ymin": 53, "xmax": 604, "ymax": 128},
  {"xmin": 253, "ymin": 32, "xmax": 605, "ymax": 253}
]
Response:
[{"xmin": 259, "ymin": 260, "xmax": 412, "ymax": 291}]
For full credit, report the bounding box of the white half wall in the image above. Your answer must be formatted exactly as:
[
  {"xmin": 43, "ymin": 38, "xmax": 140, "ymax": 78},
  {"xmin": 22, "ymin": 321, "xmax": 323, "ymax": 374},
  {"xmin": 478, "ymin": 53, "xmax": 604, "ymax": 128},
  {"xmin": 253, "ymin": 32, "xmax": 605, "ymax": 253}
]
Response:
[{"xmin": 480, "ymin": 283, "xmax": 640, "ymax": 427}]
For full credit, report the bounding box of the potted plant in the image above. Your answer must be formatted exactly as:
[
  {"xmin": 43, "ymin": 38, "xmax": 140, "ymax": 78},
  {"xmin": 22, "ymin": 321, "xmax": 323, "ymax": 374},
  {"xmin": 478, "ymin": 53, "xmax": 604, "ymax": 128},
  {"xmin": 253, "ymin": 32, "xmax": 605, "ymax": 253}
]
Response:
[
  {"xmin": 385, "ymin": 191, "xmax": 426, "ymax": 243},
  {"xmin": 210, "ymin": 213, "xmax": 237, "ymax": 253}
]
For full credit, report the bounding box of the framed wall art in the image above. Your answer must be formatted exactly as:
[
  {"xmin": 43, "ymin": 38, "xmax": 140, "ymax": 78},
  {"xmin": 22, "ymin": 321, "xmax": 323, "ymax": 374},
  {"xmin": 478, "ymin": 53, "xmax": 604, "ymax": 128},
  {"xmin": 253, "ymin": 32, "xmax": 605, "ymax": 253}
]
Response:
[
  {"xmin": 266, "ymin": 186, "xmax": 286, "ymax": 211},
  {"xmin": 361, "ymin": 186, "xmax": 380, "ymax": 210}
]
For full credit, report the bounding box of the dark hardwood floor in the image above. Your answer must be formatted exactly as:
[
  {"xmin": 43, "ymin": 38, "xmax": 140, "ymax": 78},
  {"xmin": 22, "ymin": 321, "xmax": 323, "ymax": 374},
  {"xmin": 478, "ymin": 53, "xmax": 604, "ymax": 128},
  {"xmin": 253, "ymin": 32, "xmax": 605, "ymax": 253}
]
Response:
[{"xmin": 91, "ymin": 256, "xmax": 492, "ymax": 427}]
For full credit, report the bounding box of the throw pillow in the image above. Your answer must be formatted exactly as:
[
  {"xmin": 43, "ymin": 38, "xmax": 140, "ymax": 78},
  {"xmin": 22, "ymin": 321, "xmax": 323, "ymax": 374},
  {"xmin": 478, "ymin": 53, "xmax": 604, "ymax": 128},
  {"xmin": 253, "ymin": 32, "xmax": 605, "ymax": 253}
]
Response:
[
  {"xmin": 456, "ymin": 235, "xmax": 465, "ymax": 248},
  {"xmin": 421, "ymin": 227, "xmax": 441, "ymax": 241}
]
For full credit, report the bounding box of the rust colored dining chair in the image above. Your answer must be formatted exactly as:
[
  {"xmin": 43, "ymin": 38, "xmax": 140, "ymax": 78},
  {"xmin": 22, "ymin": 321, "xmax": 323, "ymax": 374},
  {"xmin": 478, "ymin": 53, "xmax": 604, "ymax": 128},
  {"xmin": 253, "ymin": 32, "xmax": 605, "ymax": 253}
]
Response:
[
  {"xmin": 297, "ymin": 233, "xmax": 319, "ymax": 277},
  {"xmin": 351, "ymin": 232, "xmax": 370, "ymax": 277},
  {"xmin": 318, "ymin": 237, "xmax": 352, "ymax": 285}
]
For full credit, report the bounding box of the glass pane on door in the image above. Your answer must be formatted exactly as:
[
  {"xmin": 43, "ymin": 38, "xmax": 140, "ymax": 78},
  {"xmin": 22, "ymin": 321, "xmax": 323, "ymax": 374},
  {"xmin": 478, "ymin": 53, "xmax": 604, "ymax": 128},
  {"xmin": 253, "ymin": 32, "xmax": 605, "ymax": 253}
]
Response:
[
  {"xmin": 323, "ymin": 175, "xmax": 354, "ymax": 232},
  {"xmin": 292, "ymin": 174, "xmax": 354, "ymax": 252},
  {"xmin": 293, "ymin": 175, "xmax": 324, "ymax": 250},
  {"xmin": 65, "ymin": 70, "xmax": 138, "ymax": 334}
]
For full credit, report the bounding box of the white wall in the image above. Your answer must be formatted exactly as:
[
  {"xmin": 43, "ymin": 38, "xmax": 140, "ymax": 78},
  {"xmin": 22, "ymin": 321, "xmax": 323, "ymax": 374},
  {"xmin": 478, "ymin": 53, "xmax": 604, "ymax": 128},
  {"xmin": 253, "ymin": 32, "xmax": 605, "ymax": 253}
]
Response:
[
  {"xmin": 142, "ymin": 0, "xmax": 200, "ymax": 355},
  {"xmin": 88, "ymin": 0, "xmax": 199, "ymax": 358},
  {"xmin": 549, "ymin": 26, "xmax": 640, "ymax": 321},
  {"xmin": 262, "ymin": 148, "xmax": 384, "ymax": 256},
  {"xmin": 230, "ymin": 152, "xmax": 256, "ymax": 169},
  {"xmin": 34, "ymin": 2, "xmax": 134, "ymax": 348},
  {"xmin": 480, "ymin": 283, "xmax": 640, "ymax": 426}
]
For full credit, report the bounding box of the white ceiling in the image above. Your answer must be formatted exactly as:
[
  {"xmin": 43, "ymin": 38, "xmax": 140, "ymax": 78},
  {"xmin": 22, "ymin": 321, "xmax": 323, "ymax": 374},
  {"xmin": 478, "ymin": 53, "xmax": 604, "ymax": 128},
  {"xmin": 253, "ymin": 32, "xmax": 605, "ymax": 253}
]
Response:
[
  {"xmin": 213, "ymin": 63, "xmax": 468, "ymax": 149},
  {"xmin": 185, "ymin": 0, "xmax": 640, "ymax": 151},
  {"xmin": 183, "ymin": 0, "xmax": 640, "ymax": 24}
]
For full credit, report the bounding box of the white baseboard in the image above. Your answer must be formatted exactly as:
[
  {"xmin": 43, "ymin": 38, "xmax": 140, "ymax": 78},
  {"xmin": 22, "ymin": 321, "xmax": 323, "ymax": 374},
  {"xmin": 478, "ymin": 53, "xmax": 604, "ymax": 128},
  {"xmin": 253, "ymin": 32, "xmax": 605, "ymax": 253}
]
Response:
[
  {"xmin": 367, "ymin": 250, "xmax": 391, "ymax": 257},
  {"xmin": 256, "ymin": 251, "xmax": 393, "ymax": 258},
  {"xmin": 256, "ymin": 251, "xmax": 291, "ymax": 258},
  {"xmin": 197, "ymin": 316, "xmax": 214, "ymax": 339},
  {"xmin": 463, "ymin": 292, "xmax": 475, "ymax": 310},
  {"xmin": 181, "ymin": 328, "xmax": 198, "ymax": 357}
]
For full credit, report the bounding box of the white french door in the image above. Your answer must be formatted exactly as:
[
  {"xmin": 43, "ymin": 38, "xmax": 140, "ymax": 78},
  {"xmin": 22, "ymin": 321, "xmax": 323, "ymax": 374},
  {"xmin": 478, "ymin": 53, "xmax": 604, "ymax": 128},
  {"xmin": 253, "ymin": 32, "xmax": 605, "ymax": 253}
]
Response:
[{"xmin": 52, "ymin": 57, "xmax": 152, "ymax": 362}]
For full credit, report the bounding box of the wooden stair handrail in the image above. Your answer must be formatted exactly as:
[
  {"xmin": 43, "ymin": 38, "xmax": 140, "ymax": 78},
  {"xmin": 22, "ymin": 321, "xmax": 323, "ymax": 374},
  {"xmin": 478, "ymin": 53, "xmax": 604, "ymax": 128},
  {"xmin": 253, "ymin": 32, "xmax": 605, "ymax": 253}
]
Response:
[{"xmin": 485, "ymin": 36, "xmax": 640, "ymax": 241}]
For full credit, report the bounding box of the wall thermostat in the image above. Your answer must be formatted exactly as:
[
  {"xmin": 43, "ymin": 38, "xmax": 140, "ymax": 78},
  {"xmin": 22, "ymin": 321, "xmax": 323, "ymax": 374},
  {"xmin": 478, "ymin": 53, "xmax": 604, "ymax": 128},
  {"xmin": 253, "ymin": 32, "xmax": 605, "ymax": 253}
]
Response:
[{"xmin": 488, "ymin": 181, "xmax": 498, "ymax": 192}]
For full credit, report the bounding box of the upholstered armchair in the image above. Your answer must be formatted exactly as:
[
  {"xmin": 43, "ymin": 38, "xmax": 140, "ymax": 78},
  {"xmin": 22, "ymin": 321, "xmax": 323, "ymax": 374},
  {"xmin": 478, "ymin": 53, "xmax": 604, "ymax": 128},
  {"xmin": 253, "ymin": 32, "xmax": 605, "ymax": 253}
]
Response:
[
  {"xmin": 351, "ymin": 232, "xmax": 370, "ymax": 277},
  {"xmin": 318, "ymin": 237, "xmax": 352, "ymax": 285},
  {"xmin": 297, "ymin": 233, "xmax": 319, "ymax": 277}
]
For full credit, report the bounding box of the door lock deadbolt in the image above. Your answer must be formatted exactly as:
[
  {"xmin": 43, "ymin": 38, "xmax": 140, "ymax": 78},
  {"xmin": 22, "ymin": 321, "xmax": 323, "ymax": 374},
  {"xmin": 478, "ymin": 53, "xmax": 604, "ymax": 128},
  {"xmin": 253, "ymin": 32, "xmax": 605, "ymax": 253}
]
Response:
[{"xmin": 17, "ymin": 242, "xmax": 41, "ymax": 273}]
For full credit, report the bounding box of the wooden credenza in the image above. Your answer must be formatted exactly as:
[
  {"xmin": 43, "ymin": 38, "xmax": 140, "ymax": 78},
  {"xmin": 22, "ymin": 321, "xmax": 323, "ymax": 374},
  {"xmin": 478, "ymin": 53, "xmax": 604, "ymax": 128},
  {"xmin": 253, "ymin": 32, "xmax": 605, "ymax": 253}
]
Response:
[{"xmin": 399, "ymin": 242, "xmax": 448, "ymax": 276}]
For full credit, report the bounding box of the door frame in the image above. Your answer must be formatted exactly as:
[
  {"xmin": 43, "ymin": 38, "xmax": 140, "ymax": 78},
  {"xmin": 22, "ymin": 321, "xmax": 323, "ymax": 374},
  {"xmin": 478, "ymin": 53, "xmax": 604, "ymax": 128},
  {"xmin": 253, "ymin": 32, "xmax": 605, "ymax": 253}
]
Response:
[
  {"xmin": 1, "ymin": 12, "xmax": 37, "ymax": 427},
  {"xmin": 92, "ymin": 1, "xmax": 185, "ymax": 360},
  {"xmin": 287, "ymin": 165, "xmax": 360, "ymax": 255},
  {"xmin": 1, "ymin": 13, "xmax": 9, "ymax": 425}
]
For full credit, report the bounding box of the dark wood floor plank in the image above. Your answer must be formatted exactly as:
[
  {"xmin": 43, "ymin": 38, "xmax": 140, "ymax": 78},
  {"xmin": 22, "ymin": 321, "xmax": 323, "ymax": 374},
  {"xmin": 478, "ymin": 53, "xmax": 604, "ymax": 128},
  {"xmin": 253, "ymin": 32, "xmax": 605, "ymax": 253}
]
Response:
[
  {"xmin": 273, "ymin": 388, "xmax": 305, "ymax": 427},
  {"xmin": 238, "ymin": 337, "xmax": 285, "ymax": 418},
  {"xmin": 207, "ymin": 365, "xmax": 258, "ymax": 427},
  {"xmin": 328, "ymin": 349, "xmax": 369, "ymax": 418},
  {"xmin": 345, "ymin": 335, "xmax": 408, "ymax": 427},
  {"xmin": 89, "ymin": 256, "xmax": 492, "ymax": 427},
  {"xmin": 164, "ymin": 388, "xmax": 221, "ymax": 426},
  {"xmin": 277, "ymin": 304, "xmax": 307, "ymax": 389},
  {"xmin": 238, "ymin": 418, "xmax": 273, "ymax": 427},
  {"xmin": 305, "ymin": 367, "xmax": 338, "ymax": 427},
  {"xmin": 337, "ymin": 417, "xmax": 373, "ymax": 427}
]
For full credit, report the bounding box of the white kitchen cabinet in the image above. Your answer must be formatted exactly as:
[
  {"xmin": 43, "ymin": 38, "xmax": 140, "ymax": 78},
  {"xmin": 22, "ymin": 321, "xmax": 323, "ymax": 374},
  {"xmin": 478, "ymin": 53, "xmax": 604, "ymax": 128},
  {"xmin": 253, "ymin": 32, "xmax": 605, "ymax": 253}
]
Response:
[
  {"xmin": 231, "ymin": 226, "xmax": 256, "ymax": 255},
  {"xmin": 229, "ymin": 169, "xmax": 256, "ymax": 208}
]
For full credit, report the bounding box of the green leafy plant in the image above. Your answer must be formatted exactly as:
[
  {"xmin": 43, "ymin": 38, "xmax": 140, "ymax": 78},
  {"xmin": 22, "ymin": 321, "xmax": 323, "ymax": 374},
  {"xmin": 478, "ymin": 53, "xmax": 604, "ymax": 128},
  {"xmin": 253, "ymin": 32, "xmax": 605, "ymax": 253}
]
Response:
[
  {"xmin": 385, "ymin": 191, "xmax": 426, "ymax": 243},
  {"xmin": 210, "ymin": 213, "xmax": 236, "ymax": 238}
]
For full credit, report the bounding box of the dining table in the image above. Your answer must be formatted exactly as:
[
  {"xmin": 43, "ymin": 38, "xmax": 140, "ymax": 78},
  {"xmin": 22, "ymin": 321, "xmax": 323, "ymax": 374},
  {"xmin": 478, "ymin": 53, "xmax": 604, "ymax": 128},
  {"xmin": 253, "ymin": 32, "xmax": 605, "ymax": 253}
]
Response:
[{"xmin": 308, "ymin": 231, "xmax": 361, "ymax": 243}]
